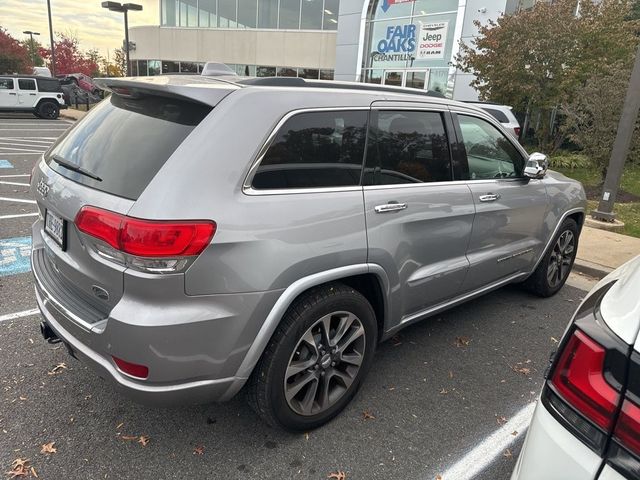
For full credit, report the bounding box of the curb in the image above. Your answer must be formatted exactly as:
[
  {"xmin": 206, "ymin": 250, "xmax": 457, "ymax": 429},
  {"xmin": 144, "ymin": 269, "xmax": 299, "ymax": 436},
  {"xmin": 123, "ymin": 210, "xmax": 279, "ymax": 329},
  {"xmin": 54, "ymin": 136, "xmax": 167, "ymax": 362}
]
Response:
[{"xmin": 573, "ymin": 259, "xmax": 613, "ymax": 280}]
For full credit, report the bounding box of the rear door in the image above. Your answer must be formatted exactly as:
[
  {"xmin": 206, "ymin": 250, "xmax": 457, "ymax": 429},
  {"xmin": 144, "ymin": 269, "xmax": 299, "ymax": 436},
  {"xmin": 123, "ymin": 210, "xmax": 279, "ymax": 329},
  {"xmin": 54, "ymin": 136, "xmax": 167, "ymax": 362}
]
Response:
[
  {"xmin": 17, "ymin": 78, "xmax": 37, "ymax": 106},
  {"xmin": 452, "ymin": 111, "xmax": 548, "ymax": 292},
  {"xmin": 32, "ymin": 91, "xmax": 213, "ymax": 318},
  {"xmin": 363, "ymin": 102, "xmax": 475, "ymax": 328},
  {"xmin": 0, "ymin": 78, "xmax": 18, "ymax": 107}
]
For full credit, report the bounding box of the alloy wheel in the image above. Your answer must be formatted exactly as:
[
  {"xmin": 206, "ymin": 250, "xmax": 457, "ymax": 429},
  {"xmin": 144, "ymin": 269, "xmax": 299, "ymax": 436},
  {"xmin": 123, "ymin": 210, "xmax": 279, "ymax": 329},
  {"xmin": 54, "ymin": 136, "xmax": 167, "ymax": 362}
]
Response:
[
  {"xmin": 547, "ymin": 229, "xmax": 575, "ymax": 288},
  {"xmin": 284, "ymin": 311, "xmax": 366, "ymax": 416}
]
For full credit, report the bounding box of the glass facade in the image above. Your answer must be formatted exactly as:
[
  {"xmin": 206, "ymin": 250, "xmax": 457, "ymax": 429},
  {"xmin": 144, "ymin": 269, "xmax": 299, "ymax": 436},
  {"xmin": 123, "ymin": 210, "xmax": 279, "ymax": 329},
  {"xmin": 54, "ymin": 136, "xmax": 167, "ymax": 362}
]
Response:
[
  {"xmin": 161, "ymin": 0, "xmax": 338, "ymax": 30},
  {"xmin": 130, "ymin": 59, "xmax": 333, "ymax": 80},
  {"xmin": 361, "ymin": 0, "xmax": 458, "ymax": 95}
]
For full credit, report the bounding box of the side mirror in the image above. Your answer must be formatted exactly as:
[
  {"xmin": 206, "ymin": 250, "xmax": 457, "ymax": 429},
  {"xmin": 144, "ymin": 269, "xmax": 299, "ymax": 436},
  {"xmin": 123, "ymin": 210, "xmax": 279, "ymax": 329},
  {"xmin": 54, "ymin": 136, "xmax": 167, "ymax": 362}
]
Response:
[{"xmin": 524, "ymin": 152, "xmax": 549, "ymax": 179}]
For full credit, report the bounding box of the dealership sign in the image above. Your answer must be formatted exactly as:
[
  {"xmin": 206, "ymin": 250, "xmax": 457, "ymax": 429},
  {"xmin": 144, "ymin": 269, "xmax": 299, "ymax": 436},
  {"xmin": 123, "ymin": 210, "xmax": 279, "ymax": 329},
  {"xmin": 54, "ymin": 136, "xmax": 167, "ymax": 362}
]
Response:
[
  {"xmin": 417, "ymin": 22, "xmax": 449, "ymax": 59},
  {"xmin": 381, "ymin": 0, "xmax": 416, "ymax": 12},
  {"xmin": 372, "ymin": 21, "xmax": 449, "ymax": 62}
]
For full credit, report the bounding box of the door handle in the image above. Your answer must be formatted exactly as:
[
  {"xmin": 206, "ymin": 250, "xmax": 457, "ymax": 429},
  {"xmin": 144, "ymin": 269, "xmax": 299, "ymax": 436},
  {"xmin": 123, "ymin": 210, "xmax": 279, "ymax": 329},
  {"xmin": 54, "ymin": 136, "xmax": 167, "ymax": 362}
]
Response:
[
  {"xmin": 374, "ymin": 202, "xmax": 408, "ymax": 213},
  {"xmin": 29, "ymin": 93, "xmax": 36, "ymax": 96},
  {"xmin": 8, "ymin": 93, "xmax": 16, "ymax": 95},
  {"xmin": 479, "ymin": 193, "xmax": 501, "ymax": 202}
]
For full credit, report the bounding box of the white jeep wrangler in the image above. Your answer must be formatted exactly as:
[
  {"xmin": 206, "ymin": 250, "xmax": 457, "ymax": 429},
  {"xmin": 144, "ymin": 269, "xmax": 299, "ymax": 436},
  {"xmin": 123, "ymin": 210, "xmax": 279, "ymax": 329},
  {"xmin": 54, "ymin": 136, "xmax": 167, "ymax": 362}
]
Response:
[{"xmin": 0, "ymin": 75, "xmax": 67, "ymax": 119}]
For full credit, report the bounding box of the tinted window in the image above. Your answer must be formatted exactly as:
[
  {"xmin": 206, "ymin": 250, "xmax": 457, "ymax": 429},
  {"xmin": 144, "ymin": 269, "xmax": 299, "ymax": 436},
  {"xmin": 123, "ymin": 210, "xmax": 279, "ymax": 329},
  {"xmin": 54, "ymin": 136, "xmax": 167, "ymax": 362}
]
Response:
[
  {"xmin": 481, "ymin": 107, "xmax": 510, "ymax": 123},
  {"xmin": 18, "ymin": 79, "xmax": 36, "ymax": 91},
  {"xmin": 279, "ymin": 0, "xmax": 301, "ymax": 28},
  {"xmin": 46, "ymin": 94, "xmax": 211, "ymax": 200},
  {"xmin": 301, "ymin": 0, "xmax": 322, "ymax": 29},
  {"xmin": 364, "ymin": 111, "xmax": 452, "ymax": 185},
  {"xmin": 252, "ymin": 111, "xmax": 368, "ymax": 190},
  {"xmin": 36, "ymin": 78, "xmax": 62, "ymax": 92},
  {"xmin": 238, "ymin": 0, "xmax": 257, "ymax": 27},
  {"xmin": 0, "ymin": 78, "xmax": 14, "ymax": 89},
  {"xmin": 458, "ymin": 115, "xmax": 524, "ymax": 180}
]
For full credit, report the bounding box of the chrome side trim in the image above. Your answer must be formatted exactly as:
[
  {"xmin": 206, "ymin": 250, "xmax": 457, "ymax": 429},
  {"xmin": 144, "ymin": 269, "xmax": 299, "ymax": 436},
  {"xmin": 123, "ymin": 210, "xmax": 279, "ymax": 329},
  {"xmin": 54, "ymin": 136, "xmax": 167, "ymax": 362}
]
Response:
[
  {"xmin": 386, "ymin": 271, "xmax": 529, "ymax": 336},
  {"xmin": 233, "ymin": 263, "xmax": 390, "ymax": 380},
  {"xmin": 242, "ymin": 106, "xmax": 371, "ymax": 196},
  {"xmin": 529, "ymin": 207, "xmax": 585, "ymax": 273}
]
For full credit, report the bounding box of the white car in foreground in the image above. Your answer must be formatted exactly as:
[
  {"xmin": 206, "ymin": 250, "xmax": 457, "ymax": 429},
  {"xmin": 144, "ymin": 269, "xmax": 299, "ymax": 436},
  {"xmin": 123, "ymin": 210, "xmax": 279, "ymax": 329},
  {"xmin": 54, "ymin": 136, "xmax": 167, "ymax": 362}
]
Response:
[{"xmin": 512, "ymin": 255, "xmax": 640, "ymax": 480}]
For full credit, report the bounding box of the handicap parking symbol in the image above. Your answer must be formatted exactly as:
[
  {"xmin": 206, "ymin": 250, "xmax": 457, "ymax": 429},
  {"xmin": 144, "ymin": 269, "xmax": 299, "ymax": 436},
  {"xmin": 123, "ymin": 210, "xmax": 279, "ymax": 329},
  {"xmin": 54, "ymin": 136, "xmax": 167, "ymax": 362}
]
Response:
[{"xmin": 0, "ymin": 237, "xmax": 32, "ymax": 276}]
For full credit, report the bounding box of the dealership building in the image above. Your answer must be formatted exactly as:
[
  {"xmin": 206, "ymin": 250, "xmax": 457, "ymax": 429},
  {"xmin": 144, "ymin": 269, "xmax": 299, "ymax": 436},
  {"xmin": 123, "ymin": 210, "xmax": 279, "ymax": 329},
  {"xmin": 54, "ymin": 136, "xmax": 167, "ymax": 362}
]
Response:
[{"xmin": 129, "ymin": 0, "xmax": 520, "ymax": 100}]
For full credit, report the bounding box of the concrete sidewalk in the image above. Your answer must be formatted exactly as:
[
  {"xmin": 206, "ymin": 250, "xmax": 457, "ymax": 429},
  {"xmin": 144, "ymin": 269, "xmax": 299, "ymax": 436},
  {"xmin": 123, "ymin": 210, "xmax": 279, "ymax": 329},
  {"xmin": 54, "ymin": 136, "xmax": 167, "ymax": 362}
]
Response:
[
  {"xmin": 575, "ymin": 226, "xmax": 640, "ymax": 278},
  {"xmin": 59, "ymin": 109, "xmax": 87, "ymax": 121}
]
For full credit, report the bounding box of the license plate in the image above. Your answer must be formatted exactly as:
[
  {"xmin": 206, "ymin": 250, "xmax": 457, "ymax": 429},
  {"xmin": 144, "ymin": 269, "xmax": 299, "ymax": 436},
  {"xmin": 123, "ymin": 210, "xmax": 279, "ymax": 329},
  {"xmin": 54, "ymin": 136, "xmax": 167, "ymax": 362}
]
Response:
[{"xmin": 45, "ymin": 209, "xmax": 66, "ymax": 249}]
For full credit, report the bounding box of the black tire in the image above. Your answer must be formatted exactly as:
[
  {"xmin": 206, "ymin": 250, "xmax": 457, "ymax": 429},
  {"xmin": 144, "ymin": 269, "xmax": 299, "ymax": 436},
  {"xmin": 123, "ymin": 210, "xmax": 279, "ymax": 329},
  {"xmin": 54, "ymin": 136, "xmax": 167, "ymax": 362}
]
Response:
[
  {"xmin": 247, "ymin": 283, "xmax": 377, "ymax": 431},
  {"xmin": 37, "ymin": 101, "xmax": 60, "ymax": 120},
  {"xmin": 523, "ymin": 218, "xmax": 579, "ymax": 297}
]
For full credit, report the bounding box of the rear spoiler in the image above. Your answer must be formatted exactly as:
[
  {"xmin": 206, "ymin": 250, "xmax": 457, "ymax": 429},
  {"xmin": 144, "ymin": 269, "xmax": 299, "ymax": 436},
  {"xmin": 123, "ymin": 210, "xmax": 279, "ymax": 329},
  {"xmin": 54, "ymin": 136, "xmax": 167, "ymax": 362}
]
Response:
[{"xmin": 94, "ymin": 76, "xmax": 238, "ymax": 107}]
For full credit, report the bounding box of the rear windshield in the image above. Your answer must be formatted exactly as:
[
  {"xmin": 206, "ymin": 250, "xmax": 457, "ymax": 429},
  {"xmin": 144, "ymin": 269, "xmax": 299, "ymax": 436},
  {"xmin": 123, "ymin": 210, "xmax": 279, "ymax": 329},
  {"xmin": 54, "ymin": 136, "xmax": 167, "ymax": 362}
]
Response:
[
  {"xmin": 45, "ymin": 93, "xmax": 211, "ymax": 200},
  {"xmin": 481, "ymin": 107, "xmax": 510, "ymax": 124}
]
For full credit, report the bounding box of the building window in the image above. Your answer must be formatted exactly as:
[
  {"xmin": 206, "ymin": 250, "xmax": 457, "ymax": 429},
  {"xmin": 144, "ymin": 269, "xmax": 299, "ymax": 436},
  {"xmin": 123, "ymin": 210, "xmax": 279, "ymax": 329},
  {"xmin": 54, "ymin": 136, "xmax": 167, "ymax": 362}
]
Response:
[
  {"xmin": 238, "ymin": 0, "xmax": 258, "ymax": 28},
  {"xmin": 235, "ymin": 64, "xmax": 256, "ymax": 76},
  {"xmin": 148, "ymin": 60, "xmax": 161, "ymax": 76},
  {"xmin": 301, "ymin": 0, "xmax": 322, "ymax": 30},
  {"xmin": 162, "ymin": 61, "xmax": 180, "ymax": 73},
  {"xmin": 279, "ymin": 0, "xmax": 301, "ymax": 29},
  {"xmin": 323, "ymin": 0, "xmax": 339, "ymax": 30},
  {"xmin": 131, "ymin": 60, "xmax": 139, "ymax": 76},
  {"xmin": 162, "ymin": 0, "xmax": 178, "ymax": 26},
  {"xmin": 257, "ymin": 66, "xmax": 276, "ymax": 77},
  {"xmin": 298, "ymin": 68, "xmax": 319, "ymax": 79},
  {"xmin": 199, "ymin": 0, "xmax": 217, "ymax": 27},
  {"xmin": 218, "ymin": 0, "xmax": 237, "ymax": 27},
  {"xmin": 180, "ymin": 62, "xmax": 198, "ymax": 73},
  {"xmin": 319, "ymin": 69, "xmax": 334, "ymax": 80},
  {"xmin": 258, "ymin": 0, "xmax": 278, "ymax": 28},
  {"xmin": 138, "ymin": 60, "xmax": 148, "ymax": 75},
  {"xmin": 277, "ymin": 67, "xmax": 297, "ymax": 77}
]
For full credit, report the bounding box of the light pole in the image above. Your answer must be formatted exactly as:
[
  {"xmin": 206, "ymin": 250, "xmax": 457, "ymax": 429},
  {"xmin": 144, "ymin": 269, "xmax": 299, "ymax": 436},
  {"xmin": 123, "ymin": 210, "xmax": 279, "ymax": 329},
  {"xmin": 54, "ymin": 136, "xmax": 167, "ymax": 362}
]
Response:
[
  {"xmin": 591, "ymin": 41, "xmax": 640, "ymax": 223},
  {"xmin": 22, "ymin": 30, "xmax": 40, "ymax": 64},
  {"xmin": 46, "ymin": 0, "xmax": 56, "ymax": 76},
  {"xmin": 101, "ymin": 2, "xmax": 143, "ymax": 76}
]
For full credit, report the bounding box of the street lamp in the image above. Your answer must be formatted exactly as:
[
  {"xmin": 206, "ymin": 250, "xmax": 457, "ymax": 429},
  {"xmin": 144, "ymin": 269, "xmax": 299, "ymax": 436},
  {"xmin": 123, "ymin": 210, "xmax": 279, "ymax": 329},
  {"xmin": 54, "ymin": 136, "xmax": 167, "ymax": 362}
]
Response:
[
  {"xmin": 22, "ymin": 30, "xmax": 40, "ymax": 64},
  {"xmin": 101, "ymin": 2, "xmax": 143, "ymax": 76},
  {"xmin": 46, "ymin": 0, "xmax": 56, "ymax": 76}
]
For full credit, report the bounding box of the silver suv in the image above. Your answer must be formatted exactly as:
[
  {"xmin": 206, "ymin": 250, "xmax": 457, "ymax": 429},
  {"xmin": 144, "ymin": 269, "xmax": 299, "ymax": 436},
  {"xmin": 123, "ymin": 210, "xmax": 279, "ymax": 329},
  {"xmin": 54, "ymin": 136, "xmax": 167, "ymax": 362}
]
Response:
[{"xmin": 31, "ymin": 75, "xmax": 586, "ymax": 431}]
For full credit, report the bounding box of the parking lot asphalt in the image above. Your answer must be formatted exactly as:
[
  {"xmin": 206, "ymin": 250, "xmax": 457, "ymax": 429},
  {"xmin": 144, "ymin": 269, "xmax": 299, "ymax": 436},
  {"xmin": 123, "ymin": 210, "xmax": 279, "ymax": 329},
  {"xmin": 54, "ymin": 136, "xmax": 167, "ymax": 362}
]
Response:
[{"xmin": 0, "ymin": 114, "xmax": 597, "ymax": 480}]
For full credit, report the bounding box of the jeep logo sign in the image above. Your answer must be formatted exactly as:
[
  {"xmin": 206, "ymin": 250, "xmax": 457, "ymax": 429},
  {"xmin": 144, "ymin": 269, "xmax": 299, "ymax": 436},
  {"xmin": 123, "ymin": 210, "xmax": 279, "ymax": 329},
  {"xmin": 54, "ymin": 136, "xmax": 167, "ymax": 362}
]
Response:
[{"xmin": 417, "ymin": 22, "xmax": 449, "ymax": 60}]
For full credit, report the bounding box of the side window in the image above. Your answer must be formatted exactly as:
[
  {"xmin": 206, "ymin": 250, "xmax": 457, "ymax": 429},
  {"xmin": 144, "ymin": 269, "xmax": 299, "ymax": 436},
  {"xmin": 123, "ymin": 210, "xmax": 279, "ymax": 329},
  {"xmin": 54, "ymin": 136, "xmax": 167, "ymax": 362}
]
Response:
[
  {"xmin": 17, "ymin": 79, "xmax": 36, "ymax": 91},
  {"xmin": 0, "ymin": 79, "xmax": 14, "ymax": 90},
  {"xmin": 481, "ymin": 107, "xmax": 510, "ymax": 124},
  {"xmin": 364, "ymin": 110, "xmax": 452, "ymax": 185},
  {"xmin": 458, "ymin": 115, "xmax": 524, "ymax": 180},
  {"xmin": 251, "ymin": 110, "xmax": 368, "ymax": 190}
]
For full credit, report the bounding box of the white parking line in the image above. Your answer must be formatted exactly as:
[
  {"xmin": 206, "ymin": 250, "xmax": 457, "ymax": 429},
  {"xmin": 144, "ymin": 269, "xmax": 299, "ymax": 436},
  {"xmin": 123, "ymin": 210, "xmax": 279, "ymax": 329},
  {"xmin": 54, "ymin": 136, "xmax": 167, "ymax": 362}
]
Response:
[
  {"xmin": 0, "ymin": 174, "xmax": 30, "ymax": 178},
  {"xmin": 0, "ymin": 212, "xmax": 38, "ymax": 220},
  {"xmin": 0, "ymin": 180, "xmax": 30, "ymax": 186},
  {"xmin": 432, "ymin": 402, "xmax": 536, "ymax": 480},
  {"xmin": 0, "ymin": 142, "xmax": 48, "ymax": 150},
  {"xmin": 0, "ymin": 308, "xmax": 40, "ymax": 323},
  {"xmin": 0, "ymin": 152, "xmax": 42, "ymax": 155},
  {"xmin": 0, "ymin": 196, "xmax": 36, "ymax": 204},
  {"xmin": 0, "ymin": 147, "xmax": 47, "ymax": 154},
  {"xmin": 2, "ymin": 138, "xmax": 54, "ymax": 144}
]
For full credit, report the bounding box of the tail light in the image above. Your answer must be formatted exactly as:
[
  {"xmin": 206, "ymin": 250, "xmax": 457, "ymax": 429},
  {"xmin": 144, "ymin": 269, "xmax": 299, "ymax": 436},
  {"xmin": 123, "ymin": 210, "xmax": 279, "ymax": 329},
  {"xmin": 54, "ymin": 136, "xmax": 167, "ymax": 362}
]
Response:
[
  {"xmin": 549, "ymin": 330, "xmax": 619, "ymax": 431},
  {"xmin": 514, "ymin": 127, "xmax": 522, "ymax": 138},
  {"xmin": 543, "ymin": 280, "xmax": 640, "ymax": 478},
  {"xmin": 75, "ymin": 206, "xmax": 216, "ymax": 273}
]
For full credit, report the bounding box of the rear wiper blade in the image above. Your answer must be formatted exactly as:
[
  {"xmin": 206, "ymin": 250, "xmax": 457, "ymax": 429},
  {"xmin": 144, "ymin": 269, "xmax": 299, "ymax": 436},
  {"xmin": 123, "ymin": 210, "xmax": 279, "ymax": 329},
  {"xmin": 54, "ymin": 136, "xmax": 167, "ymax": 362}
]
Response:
[{"xmin": 51, "ymin": 154, "xmax": 102, "ymax": 182}]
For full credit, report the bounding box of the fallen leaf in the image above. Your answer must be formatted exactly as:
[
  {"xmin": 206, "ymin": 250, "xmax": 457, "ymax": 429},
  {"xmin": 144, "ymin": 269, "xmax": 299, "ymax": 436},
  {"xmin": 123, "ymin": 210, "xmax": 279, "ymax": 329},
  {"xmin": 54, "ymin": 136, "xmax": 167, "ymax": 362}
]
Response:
[
  {"xmin": 503, "ymin": 448, "xmax": 512, "ymax": 458},
  {"xmin": 304, "ymin": 432, "xmax": 309, "ymax": 441},
  {"xmin": 435, "ymin": 476, "xmax": 443, "ymax": 480},
  {"xmin": 116, "ymin": 423, "xmax": 124, "ymax": 430},
  {"xmin": 40, "ymin": 442, "xmax": 57, "ymax": 454},
  {"xmin": 513, "ymin": 365, "xmax": 531, "ymax": 375},
  {"xmin": 550, "ymin": 337, "xmax": 559, "ymax": 344},
  {"xmin": 327, "ymin": 471, "xmax": 346, "ymax": 480},
  {"xmin": 496, "ymin": 415, "xmax": 507, "ymax": 425},
  {"xmin": 448, "ymin": 371, "xmax": 454, "ymax": 379},
  {"xmin": 392, "ymin": 335, "xmax": 402, "ymax": 346},
  {"xmin": 362, "ymin": 410, "xmax": 375, "ymax": 420},
  {"xmin": 120, "ymin": 435, "xmax": 138, "ymax": 441},
  {"xmin": 47, "ymin": 363, "xmax": 67, "ymax": 375},
  {"xmin": 6, "ymin": 458, "xmax": 30, "ymax": 478},
  {"xmin": 511, "ymin": 430, "xmax": 518, "ymax": 436},
  {"xmin": 193, "ymin": 446, "xmax": 205, "ymax": 455},
  {"xmin": 454, "ymin": 336, "xmax": 471, "ymax": 347},
  {"xmin": 439, "ymin": 388, "xmax": 449, "ymax": 395},
  {"xmin": 30, "ymin": 467, "xmax": 37, "ymax": 478},
  {"xmin": 137, "ymin": 436, "xmax": 150, "ymax": 447}
]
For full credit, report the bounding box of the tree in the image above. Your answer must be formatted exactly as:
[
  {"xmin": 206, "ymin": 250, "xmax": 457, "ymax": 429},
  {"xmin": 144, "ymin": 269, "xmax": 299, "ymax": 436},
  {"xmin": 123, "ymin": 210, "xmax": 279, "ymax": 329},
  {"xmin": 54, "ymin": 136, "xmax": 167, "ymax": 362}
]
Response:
[
  {"xmin": 39, "ymin": 32, "xmax": 99, "ymax": 76},
  {"xmin": 562, "ymin": 62, "xmax": 640, "ymax": 180},
  {"xmin": 0, "ymin": 27, "xmax": 32, "ymax": 74},
  {"xmin": 455, "ymin": 0, "xmax": 639, "ymax": 151},
  {"xmin": 86, "ymin": 49, "xmax": 103, "ymax": 77},
  {"xmin": 21, "ymin": 38, "xmax": 44, "ymax": 67},
  {"xmin": 113, "ymin": 47, "xmax": 126, "ymax": 76}
]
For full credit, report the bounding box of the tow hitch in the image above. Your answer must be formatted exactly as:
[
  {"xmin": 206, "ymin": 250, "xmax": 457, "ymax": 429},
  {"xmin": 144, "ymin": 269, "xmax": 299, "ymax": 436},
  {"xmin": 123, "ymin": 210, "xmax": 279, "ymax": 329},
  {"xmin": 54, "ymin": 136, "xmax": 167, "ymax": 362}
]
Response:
[{"xmin": 40, "ymin": 322, "xmax": 60, "ymax": 344}]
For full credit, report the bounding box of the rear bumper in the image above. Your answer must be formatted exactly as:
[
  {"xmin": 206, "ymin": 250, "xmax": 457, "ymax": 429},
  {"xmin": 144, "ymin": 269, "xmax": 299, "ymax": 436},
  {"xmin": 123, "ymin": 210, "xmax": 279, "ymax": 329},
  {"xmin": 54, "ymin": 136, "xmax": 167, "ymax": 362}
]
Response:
[
  {"xmin": 34, "ymin": 281, "xmax": 244, "ymax": 405},
  {"xmin": 511, "ymin": 402, "xmax": 603, "ymax": 480},
  {"xmin": 31, "ymin": 240, "xmax": 282, "ymax": 406}
]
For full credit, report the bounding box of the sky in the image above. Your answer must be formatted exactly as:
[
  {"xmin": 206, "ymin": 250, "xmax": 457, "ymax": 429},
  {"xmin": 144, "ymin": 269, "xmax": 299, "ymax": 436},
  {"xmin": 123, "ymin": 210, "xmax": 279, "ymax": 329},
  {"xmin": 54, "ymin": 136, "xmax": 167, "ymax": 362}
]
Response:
[{"xmin": 1, "ymin": 0, "xmax": 159, "ymax": 58}]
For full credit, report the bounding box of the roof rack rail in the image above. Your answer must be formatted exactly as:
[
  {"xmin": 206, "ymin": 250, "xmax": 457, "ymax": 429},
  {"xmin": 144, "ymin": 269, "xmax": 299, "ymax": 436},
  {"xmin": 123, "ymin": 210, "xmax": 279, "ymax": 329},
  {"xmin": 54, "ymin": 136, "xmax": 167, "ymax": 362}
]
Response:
[{"xmin": 236, "ymin": 77, "xmax": 446, "ymax": 99}]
